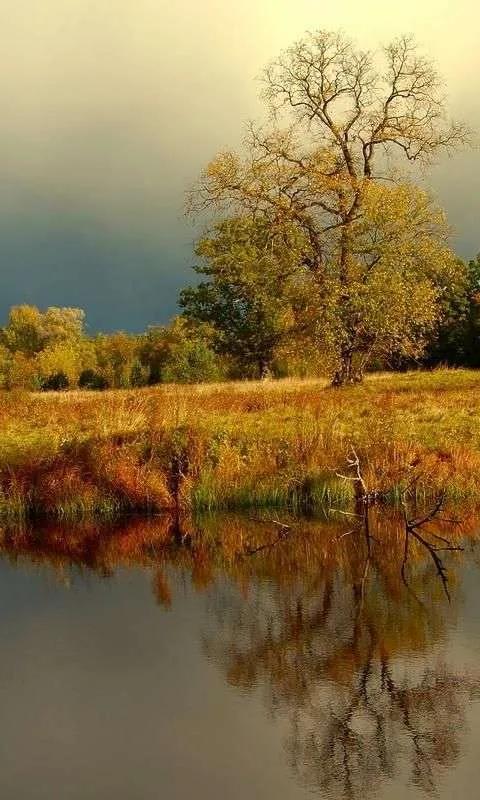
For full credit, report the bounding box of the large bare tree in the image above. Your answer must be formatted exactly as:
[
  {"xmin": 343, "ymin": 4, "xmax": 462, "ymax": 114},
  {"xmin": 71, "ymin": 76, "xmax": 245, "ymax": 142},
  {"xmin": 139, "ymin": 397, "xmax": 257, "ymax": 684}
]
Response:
[{"xmin": 189, "ymin": 32, "xmax": 471, "ymax": 384}]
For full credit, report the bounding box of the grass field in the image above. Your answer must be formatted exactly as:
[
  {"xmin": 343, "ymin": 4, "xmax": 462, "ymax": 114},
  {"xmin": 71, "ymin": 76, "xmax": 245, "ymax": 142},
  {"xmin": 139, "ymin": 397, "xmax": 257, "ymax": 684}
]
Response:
[{"xmin": 1, "ymin": 369, "xmax": 480, "ymax": 518}]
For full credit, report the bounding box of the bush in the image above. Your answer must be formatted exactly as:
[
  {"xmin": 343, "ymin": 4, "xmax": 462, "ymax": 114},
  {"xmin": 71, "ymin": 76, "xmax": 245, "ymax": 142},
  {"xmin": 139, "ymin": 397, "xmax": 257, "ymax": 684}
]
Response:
[
  {"xmin": 130, "ymin": 359, "xmax": 149, "ymax": 388},
  {"xmin": 78, "ymin": 369, "xmax": 110, "ymax": 390},
  {"xmin": 40, "ymin": 371, "xmax": 69, "ymax": 391},
  {"xmin": 2, "ymin": 352, "xmax": 39, "ymax": 390},
  {"xmin": 162, "ymin": 339, "xmax": 224, "ymax": 384}
]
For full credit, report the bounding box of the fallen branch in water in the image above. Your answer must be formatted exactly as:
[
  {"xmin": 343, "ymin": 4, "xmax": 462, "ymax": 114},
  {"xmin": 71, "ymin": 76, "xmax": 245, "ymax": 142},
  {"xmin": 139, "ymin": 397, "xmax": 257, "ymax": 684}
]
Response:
[
  {"xmin": 333, "ymin": 448, "xmax": 465, "ymax": 600},
  {"xmin": 400, "ymin": 491, "xmax": 463, "ymax": 601},
  {"xmin": 241, "ymin": 515, "xmax": 294, "ymax": 555}
]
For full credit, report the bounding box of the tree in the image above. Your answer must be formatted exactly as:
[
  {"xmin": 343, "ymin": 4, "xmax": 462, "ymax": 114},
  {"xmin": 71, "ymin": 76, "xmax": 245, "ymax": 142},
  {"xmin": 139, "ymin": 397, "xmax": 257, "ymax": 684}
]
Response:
[
  {"xmin": 189, "ymin": 31, "xmax": 470, "ymax": 384},
  {"xmin": 139, "ymin": 317, "xmax": 224, "ymax": 384},
  {"xmin": 129, "ymin": 359, "xmax": 149, "ymax": 387},
  {"xmin": 42, "ymin": 306, "xmax": 85, "ymax": 344},
  {"xmin": 1, "ymin": 305, "xmax": 85, "ymax": 356},
  {"xmin": 34, "ymin": 339, "xmax": 97, "ymax": 388},
  {"xmin": 1, "ymin": 305, "xmax": 47, "ymax": 356},
  {"xmin": 94, "ymin": 332, "xmax": 139, "ymax": 388},
  {"xmin": 424, "ymin": 254, "xmax": 480, "ymax": 366},
  {"xmin": 464, "ymin": 255, "xmax": 480, "ymax": 365},
  {"xmin": 2, "ymin": 351, "xmax": 39, "ymax": 390},
  {"xmin": 319, "ymin": 180, "xmax": 461, "ymax": 378},
  {"xmin": 138, "ymin": 326, "xmax": 173, "ymax": 384},
  {"xmin": 159, "ymin": 317, "xmax": 224, "ymax": 384},
  {"xmin": 180, "ymin": 216, "xmax": 317, "ymax": 377}
]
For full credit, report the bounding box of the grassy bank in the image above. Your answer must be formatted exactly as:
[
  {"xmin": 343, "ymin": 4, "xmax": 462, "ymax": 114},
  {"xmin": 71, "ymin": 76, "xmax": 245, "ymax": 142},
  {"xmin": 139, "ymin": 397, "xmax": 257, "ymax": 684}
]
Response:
[{"xmin": 1, "ymin": 369, "xmax": 480, "ymax": 518}]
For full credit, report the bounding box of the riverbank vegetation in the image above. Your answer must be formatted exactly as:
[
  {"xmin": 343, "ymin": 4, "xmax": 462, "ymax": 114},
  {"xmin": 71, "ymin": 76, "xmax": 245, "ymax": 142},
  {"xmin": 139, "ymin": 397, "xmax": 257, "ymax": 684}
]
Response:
[{"xmin": 1, "ymin": 370, "xmax": 480, "ymax": 518}]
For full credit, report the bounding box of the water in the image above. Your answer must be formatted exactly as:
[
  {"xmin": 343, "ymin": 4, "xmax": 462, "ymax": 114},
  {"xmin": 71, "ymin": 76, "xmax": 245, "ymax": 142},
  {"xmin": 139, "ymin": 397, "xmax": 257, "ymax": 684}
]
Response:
[{"xmin": 0, "ymin": 510, "xmax": 479, "ymax": 799}]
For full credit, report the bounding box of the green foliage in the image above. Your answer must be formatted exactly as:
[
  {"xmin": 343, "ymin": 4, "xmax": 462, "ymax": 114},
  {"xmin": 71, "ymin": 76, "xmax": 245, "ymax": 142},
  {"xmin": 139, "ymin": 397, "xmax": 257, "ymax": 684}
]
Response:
[
  {"xmin": 424, "ymin": 255, "xmax": 480, "ymax": 367},
  {"xmin": 160, "ymin": 318, "xmax": 224, "ymax": 384},
  {"xmin": 94, "ymin": 332, "xmax": 139, "ymax": 388},
  {"xmin": 0, "ymin": 245, "xmax": 479, "ymax": 395},
  {"xmin": 161, "ymin": 339, "xmax": 221, "ymax": 384},
  {"xmin": 0, "ymin": 305, "xmax": 227, "ymax": 390},
  {"xmin": 130, "ymin": 359, "xmax": 149, "ymax": 387},
  {"xmin": 34, "ymin": 339, "xmax": 97, "ymax": 387},
  {"xmin": 138, "ymin": 326, "xmax": 172, "ymax": 384},
  {"xmin": 138, "ymin": 317, "xmax": 224, "ymax": 384},
  {"xmin": 181, "ymin": 216, "xmax": 316, "ymax": 377},
  {"xmin": 188, "ymin": 30, "xmax": 469, "ymax": 384}
]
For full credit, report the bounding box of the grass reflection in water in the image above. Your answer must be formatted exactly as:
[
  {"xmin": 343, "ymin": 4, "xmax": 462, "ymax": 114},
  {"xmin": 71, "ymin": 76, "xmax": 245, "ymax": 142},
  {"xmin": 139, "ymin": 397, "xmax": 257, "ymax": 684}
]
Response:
[{"xmin": 1, "ymin": 507, "xmax": 479, "ymax": 799}]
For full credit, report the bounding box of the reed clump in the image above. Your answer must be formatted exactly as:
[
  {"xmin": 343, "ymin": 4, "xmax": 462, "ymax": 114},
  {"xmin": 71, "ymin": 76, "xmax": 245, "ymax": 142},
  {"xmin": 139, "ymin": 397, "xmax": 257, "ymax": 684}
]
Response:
[{"xmin": 1, "ymin": 369, "xmax": 480, "ymax": 518}]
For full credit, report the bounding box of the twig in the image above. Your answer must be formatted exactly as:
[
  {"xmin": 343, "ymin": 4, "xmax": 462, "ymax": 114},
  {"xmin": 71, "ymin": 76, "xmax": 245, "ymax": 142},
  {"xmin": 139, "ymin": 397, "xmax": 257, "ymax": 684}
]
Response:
[
  {"xmin": 248, "ymin": 515, "xmax": 292, "ymax": 530},
  {"xmin": 335, "ymin": 525, "xmax": 363, "ymax": 541},
  {"xmin": 401, "ymin": 491, "xmax": 463, "ymax": 602}
]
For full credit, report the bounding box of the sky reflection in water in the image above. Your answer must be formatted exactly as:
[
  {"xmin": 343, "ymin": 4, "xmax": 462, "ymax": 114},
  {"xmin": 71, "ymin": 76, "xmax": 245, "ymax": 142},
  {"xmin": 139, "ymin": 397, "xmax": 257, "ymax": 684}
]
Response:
[{"xmin": 0, "ymin": 509, "xmax": 479, "ymax": 799}]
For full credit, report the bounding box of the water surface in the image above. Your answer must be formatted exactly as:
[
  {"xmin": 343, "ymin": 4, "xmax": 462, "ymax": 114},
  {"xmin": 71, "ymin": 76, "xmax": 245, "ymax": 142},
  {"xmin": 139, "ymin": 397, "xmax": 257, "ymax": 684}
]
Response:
[{"xmin": 0, "ymin": 511, "xmax": 479, "ymax": 799}]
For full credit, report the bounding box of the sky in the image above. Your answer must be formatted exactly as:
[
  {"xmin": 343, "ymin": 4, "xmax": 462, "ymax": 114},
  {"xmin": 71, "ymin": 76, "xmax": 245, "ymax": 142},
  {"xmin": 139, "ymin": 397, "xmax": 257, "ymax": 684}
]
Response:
[{"xmin": 0, "ymin": 0, "xmax": 478, "ymax": 332}]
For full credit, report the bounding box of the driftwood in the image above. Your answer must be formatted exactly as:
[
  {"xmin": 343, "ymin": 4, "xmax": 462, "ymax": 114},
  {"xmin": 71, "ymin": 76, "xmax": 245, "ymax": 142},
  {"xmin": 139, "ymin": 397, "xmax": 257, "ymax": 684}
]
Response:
[
  {"xmin": 400, "ymin": 491, "xmax": 463, "ymax": 602},
  {"xmin": 239, "ymin": 449, "xmax": 464, "ymax": 600},
  {"xmin": 336, "ymin": 447, "xmax": 386, "ymax": 505},
  {"xmin": 333, "ymin": 449, "xmax": 464, "ymax": 600},
  {"xmin": 243, "ymin": 516, "xmax": 293, "ymax": 555}
]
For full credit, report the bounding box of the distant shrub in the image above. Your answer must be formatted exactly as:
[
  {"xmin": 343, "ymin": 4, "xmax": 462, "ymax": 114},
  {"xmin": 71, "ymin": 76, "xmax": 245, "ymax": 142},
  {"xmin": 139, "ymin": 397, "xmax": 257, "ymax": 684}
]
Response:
[
  {"xmin": 3, "ymin": 352, "xmax": 40, "ymax": 390},
  {"xmin": 40, "ymin": 371, "xmax": 69, "ymax": 391},
  {"xmin": 162, "ymin": 339, "xmax": 224, "ymax": 384},
  {"xmin": 129, "ymin": 359, "xmax": 149, "ymax": 388},
  {"xmin": 94, "ymin": 332, "xmax": 139, "ymax": 388},
  {"xmin": 78, "ymin": 369, "xmax": 109, "ymax": 390}
]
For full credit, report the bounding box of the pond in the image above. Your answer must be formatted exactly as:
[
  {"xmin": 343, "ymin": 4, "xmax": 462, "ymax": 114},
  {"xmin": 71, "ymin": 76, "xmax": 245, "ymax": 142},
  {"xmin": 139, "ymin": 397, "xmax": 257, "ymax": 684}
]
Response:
[{"xmin": 0, "ymin": 509, "xmax": 479, "ymax": 799}]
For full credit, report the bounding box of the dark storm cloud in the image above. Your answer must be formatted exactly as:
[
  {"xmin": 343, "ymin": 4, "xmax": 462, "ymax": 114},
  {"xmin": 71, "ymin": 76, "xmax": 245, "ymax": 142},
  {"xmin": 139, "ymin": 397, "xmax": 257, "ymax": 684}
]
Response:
[{"xmin": 0, "ymin": 0, "xmax": 478, "ymax": 330}]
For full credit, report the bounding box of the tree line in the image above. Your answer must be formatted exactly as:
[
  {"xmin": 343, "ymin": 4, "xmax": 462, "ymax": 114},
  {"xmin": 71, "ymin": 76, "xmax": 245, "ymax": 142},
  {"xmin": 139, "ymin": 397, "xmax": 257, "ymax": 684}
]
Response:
[
  {"xmin": 1, "ymin": 30, "xmax": 478, "ymax": 390},
  {"xmin": 0, "ymin": 250, "xmax": 478, "ymax": 391},
  {"xmin": 0, "ymin": 307, "xmax": 227, "ymax": 390}
]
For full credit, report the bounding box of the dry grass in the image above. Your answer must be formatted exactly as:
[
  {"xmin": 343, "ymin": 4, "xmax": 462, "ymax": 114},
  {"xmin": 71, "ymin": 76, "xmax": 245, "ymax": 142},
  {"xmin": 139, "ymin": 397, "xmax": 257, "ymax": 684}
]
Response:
[{"xmin": 1, "ymin": 369, "xmax": 480, "ymax": 518}]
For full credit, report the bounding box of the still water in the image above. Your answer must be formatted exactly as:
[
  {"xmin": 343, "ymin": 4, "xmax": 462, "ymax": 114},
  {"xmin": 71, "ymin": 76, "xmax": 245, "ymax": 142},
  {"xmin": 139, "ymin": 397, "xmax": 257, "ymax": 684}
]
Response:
[{"xmin": 0, "ymin": 510, "xmax": 479, "ymax": 799}]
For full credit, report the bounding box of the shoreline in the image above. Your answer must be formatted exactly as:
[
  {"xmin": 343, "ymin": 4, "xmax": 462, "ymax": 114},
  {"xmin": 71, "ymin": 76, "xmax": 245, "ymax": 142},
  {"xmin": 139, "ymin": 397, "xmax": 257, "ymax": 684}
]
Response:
[{"xmin": 1, "ymin": 370, "xmax": 480, "ymax": 520}]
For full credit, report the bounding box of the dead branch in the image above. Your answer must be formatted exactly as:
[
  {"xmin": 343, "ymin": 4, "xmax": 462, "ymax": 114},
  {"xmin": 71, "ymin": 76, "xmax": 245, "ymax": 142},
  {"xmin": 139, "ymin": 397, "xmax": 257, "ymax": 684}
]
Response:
[{"xmin": 400, "ymin": 491, "xmax": 463, "ymax": 601}]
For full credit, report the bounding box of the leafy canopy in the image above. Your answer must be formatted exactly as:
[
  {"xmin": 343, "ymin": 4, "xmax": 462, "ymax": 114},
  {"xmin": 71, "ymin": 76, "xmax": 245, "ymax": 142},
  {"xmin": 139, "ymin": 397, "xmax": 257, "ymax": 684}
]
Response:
[{"xmin": 188, "ymin": 30, "xmax": 471, "ymax": 383}]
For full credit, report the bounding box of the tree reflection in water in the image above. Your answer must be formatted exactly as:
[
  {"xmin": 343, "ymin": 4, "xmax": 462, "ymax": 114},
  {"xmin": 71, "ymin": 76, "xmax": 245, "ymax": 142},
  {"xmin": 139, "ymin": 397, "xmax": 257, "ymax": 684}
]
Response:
[{"xmin": 1, "ymin": 508, "xmax": 479, "ymax": 798}]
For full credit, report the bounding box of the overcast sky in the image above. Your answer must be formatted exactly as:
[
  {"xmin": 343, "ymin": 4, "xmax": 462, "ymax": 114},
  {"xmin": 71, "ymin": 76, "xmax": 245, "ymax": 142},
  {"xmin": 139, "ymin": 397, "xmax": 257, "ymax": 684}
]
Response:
[{"xmin": 0, "ymin": 0, "xmax": 478, "ymax": 331}]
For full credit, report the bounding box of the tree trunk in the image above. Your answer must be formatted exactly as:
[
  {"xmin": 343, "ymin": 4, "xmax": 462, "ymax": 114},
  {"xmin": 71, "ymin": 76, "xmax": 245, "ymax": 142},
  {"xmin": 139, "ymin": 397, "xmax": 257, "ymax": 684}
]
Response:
[
  {"xmin": 259, "ymin": 358, "xmax": 270, "ymax": 381},
  {"xmin": 332, "ymin": 348, "xmax": 363, "ymax": 386}
]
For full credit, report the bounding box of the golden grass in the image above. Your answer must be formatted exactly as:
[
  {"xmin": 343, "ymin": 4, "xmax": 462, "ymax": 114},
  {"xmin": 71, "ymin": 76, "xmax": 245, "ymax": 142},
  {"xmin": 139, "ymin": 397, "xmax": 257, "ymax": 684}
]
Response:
[{"xmin": 1, "ymin": 369, "xmax": 480, "ymax": 517}]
